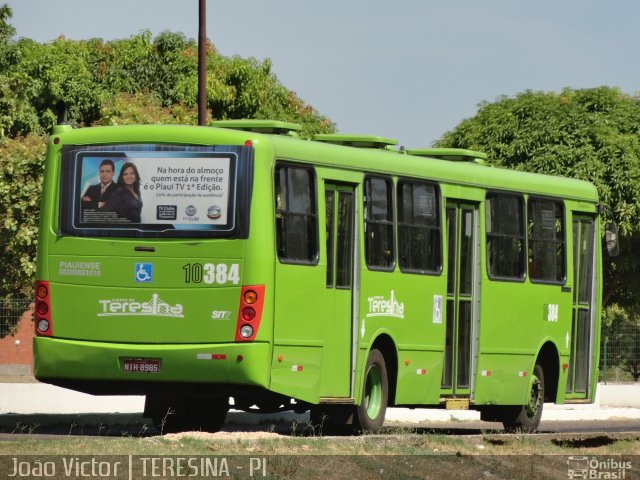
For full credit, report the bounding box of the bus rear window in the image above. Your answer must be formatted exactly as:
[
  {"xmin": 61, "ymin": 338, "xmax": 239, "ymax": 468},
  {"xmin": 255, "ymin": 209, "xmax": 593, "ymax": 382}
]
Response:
[{"xmin": 59, "ymin": 144, "xmax": 253, "ymax": 238}]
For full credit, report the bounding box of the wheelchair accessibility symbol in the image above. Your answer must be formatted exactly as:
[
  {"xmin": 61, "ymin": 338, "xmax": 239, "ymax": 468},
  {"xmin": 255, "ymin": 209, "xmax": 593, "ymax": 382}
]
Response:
[{"xmin": 135, "ymin": 263, "xmax": 153, "ymax": 283}]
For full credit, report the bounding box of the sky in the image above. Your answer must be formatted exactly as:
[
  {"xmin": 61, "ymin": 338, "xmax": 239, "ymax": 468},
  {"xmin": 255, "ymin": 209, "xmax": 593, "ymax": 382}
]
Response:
[{"xmin": 5, "ymin": 0, "xmax": 640, "ymax": 149}]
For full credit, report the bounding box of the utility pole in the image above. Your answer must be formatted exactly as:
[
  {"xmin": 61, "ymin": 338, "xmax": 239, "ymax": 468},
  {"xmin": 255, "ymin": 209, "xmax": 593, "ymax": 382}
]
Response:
[{"xmin": 198, "ymin": 0, "xmax": 207, "ymax": 126}]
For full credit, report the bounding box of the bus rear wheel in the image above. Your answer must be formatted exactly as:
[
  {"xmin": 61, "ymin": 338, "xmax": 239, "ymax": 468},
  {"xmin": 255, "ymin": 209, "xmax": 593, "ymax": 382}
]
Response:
[
  {"xmin": 145, "ymin": 395, "xmax": 229, "ymax": 434},
  {"xmin": 503, "ymin": 364, "xmax": 544, "ymax": 433},
  {"xmin": 354, "ymin": 348, "xmax": 388, "ymax": 432}
]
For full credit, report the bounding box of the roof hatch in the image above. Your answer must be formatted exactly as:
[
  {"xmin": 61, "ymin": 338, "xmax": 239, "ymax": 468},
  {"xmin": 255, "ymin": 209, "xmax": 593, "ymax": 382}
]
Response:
[
  {"xmin": 406, "ymin": 148, "xmax": 488, "ymax": 164},
  {"xmin": 314, "ymin": 134, "xmax": 398, "ymax": 149},
  {"xmin": 210, "ymin": 120, "xmax": 302, "ymax": 136}
]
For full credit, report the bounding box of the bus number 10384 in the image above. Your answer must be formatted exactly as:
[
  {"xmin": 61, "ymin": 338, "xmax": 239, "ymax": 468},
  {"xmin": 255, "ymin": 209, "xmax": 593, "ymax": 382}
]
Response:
[{"xmin": 182, "ymin": 263, "xmax": 240, "ymax": 285}]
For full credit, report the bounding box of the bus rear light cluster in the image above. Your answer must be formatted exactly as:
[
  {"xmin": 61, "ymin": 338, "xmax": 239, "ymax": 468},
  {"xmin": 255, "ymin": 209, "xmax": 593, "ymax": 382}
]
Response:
[
  {"xmin": 235, "ymin": 285, "xmax": 265, "ymax": 342},
  {"xmin": 34, "ymin": 280, "xmax": 52, "ymax": 336}
]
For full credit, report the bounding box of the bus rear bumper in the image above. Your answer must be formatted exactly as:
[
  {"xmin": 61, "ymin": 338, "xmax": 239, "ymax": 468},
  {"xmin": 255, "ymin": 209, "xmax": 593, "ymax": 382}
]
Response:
[{"xmin": 33, "ymin": 337, "xmax": 271, "ymax": 394}]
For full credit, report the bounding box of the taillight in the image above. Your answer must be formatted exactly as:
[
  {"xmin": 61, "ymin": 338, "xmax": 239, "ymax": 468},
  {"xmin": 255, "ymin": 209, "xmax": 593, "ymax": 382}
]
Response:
[
  {"xmin": 243, "ymin": 290, "xmax": 258, "ymax": 304},
  {"xmin": 34, "ymin": 280, "xmax": 52, "ymax": 336},
  {"xmin": 235, "ymin": 285, "xmax": 265, "ymax": 342},
  {"xmin": 242, "ymin": 307, "xmax": 256, "ymax": 321}
]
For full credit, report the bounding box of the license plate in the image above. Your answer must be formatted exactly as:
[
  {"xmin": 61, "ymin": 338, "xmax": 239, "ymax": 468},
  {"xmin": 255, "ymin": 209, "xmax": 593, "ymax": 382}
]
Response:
[{"xmin": 122, "ymin": 358, "xmax": 160, "ymax": 373}]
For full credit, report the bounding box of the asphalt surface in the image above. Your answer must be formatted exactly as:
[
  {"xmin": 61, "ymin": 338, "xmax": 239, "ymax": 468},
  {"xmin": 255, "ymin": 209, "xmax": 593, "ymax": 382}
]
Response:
[{"xmin": 1, "ymin": 379, "xmax": 639, "ymax": 436}]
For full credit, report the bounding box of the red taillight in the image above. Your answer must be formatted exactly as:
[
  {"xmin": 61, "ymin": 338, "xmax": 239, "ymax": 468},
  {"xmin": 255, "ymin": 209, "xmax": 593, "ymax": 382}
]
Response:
[
  {"xmin": 36, "ymin": 284, "xmax": 48, "ymax": 299},
  {"xmin": 34, "ymin": 280, "xmax": 52, "ymax": 336},
  {"xmin": 36, "ymin": 301, "xmax": 48, "ymax": 316},
  {"xmin": 235, "ymin": 285, "xmax": 265, "ymax": 342},
  {"xmin": 242, "ymin": 307, "xmax": 256, "ymax": 321}
]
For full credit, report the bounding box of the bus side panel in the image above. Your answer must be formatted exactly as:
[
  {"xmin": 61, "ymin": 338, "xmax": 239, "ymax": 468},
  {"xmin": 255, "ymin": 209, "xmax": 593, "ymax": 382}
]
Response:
[
  {"xmin": 269, "ymin": 346, "xmax": 322, "ymax": 404},
  {"xmin": 386, "ymin": 277, "xmax": 447, "ymax": 406},
  {"xmin": 473, "ymin": 354, "xmax": 533, "ymax": 405},
  {"xmin": 475, "ymin": 280, "xmax": 572, "ymax": 405},
  {"xmin": 394, "ymin": 349, "xmax": 443, "ymax": 405},
  {"xmin": 271, "ymin": 262, "xmax": 326, "ymax": 404}
]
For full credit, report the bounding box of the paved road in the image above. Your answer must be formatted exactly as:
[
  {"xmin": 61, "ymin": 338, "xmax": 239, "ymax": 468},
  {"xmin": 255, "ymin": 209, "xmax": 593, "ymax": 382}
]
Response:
[{"xmin": 1, "ymin": 380, "xmax": 640, "ymax": 437}]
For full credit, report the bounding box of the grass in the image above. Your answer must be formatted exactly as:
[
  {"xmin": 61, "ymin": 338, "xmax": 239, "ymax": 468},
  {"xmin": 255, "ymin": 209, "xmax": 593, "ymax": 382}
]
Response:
[
  {"xmin": 1, "ymin": 424, "xmax": 639, "ymax": 479},
  {"xmin": 1, "ymin": 422, "xmax": 639, "ymax": 456}
]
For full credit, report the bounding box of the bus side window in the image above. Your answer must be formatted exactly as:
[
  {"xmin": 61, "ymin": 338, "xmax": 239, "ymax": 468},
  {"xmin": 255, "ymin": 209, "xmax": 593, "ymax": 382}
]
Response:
[
  {"xmin": 527, "ymin": 198, "xmax": 565, "ymax": 283},
  {"xmin": 364, "ymin": 176, "xmax": 395, "ymax": 270},
  {"xmin": 274, "ymin": 164, "xmax": 318, "ymax": 263},
  {"xmin": 397, "ymin": 180, "xmax": 442, "ymax": 274},
  {"xmin": 486, "ymin": 193, "xmax": 525, "ymax": 280}
]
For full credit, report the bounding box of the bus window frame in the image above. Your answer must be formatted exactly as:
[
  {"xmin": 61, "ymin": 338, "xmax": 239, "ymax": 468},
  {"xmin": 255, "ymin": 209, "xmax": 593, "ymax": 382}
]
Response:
[
  {"xmin": 364, "ymin": 174, "xmax": 396, "ymax": 272},
  {"xmin": 526, "ymin": 195, "xmax": 567, "ymax": 286},
  {"xmin": 485, "ymin": 191, "xmax": 527, "ymax": 283},
  {"xmin": 273, "ymin": 161, "xmax": 320, "ymax": 266},
  {"xmin": 396, "ymin": 177, "xmax": 443, "ymax": 276}
]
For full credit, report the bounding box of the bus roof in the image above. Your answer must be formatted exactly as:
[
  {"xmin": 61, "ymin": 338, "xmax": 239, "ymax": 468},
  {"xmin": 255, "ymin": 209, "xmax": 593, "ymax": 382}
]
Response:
[
  {"xmin": 314, "ymin": 134, "xmax": 398, "ymax": 149},
  {"xmin": 49, "ymin": 123, "xmax": 599, "ymax": 203},
  {"xmin": 270, "ymin": 133, "xmax": 598, "ymax": 202},
  {"xmin": 407, "ymin": 148, "xmax": 488, "ymax": 164}
]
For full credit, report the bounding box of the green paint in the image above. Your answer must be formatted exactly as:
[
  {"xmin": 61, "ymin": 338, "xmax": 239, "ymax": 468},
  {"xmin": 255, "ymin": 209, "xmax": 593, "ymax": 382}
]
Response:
[{"xmin": 35, "ymin": 122, "xmax": 604, "ymax": 421}]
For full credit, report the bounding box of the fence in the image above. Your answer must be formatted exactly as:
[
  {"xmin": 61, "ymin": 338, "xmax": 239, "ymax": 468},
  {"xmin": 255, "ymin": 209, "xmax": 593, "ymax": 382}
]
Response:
[
  {"xmin": 600, "ymin": 321, "xmax": 640, "ymax": 383},
  {"xmin": 0, "ymin": 298, "xmax": 33, "ymax": 338}
]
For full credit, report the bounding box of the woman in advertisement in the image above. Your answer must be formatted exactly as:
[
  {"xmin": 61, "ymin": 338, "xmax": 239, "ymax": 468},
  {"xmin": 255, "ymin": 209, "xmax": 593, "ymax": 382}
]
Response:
[{"xmin": 104, "ymin": 162, "xmax": 143, "ymax": 223}]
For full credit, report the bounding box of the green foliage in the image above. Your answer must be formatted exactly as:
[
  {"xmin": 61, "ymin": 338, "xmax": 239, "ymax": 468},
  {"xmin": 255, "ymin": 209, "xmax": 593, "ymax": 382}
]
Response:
[
  {"xmin": 436, "ymin": 87, "xmax": 640, "ymax": 314},
  {"xmin": 0, "ymin": 134, "xmax": 46, "ymax": 298},
  {"xmin": 0, "ymin": 6, "xmax": 335, "ymax": 299},
  {"xmin": 92, "ymin": 31, "xmax": 200, "ymax": 108},
  {"xmin": 97, "ymin": 92, "xmax": 200, "ymax": 126},
  {"xmin": 0, "ymin": 4, "xmax": 17, "ymax": 70},
  {"xmin": 17, "ymin": 37, "xmax": 107, "ymax": 132},
  {"xmin": 207, "ymin": 55, "xmax": 332, "ymax": 137},
  {"xmin": 0, "ymin": 23, "xmax": 335, "ymax": 140}
]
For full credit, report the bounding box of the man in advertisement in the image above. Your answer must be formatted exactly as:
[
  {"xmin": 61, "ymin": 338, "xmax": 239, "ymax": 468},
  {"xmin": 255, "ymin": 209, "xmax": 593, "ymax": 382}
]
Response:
[{"xmin": 81, "ymin": 159, "xmax": 117, "ymax": 210}]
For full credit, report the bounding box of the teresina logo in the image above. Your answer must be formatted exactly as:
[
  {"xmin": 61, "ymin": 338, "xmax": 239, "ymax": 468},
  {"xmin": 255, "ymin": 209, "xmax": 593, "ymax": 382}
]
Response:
[
  {"xmin": 367, "ymin": 290, "xmax": 405, "ymax": 319},
  {"xmin": 98, "ymin": 294, "xmax": 184, "ymax": 318}
]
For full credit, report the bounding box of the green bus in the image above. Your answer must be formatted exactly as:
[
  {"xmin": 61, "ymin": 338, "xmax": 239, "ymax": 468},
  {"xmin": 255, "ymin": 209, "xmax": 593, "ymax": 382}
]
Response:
[{"xmin": 34, "ymin": 120, "xmax": 617, "ymax": 433}]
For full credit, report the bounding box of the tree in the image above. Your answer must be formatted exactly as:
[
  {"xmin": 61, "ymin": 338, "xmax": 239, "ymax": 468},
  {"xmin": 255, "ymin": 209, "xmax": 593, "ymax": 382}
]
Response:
[
  {"xmin": 0, "ymin": 134, "xmax": 46, "ymax": 298},
  {"xmin": 0, "ymin": 3, "xmax": 16, "ymax": 69}
]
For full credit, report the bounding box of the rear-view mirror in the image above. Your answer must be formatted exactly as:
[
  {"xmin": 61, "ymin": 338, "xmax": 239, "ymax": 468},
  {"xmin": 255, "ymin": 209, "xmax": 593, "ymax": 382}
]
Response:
[{"xmin": 605, "ymin": 222, "xmax": 619, "ymax": 257}]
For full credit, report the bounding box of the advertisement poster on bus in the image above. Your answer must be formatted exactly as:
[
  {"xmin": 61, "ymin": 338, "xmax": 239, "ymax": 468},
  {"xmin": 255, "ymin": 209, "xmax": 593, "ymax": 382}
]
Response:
[{"xmin": 74, "ymin": 151, "xmax": 236, "ymax": 232}]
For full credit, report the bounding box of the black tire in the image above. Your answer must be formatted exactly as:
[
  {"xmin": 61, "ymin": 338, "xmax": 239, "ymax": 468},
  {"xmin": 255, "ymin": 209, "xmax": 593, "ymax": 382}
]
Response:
[
  {"xmin": 354, "ymin": 348, "xmax": 388, "ymax": 432},
  {"xmin": 145, "ymin": 395, "xmax": 229, "ymax": 434},
  {"xmin": 502, "ymin": 364, "xmax": 545, "ymax": 433}
]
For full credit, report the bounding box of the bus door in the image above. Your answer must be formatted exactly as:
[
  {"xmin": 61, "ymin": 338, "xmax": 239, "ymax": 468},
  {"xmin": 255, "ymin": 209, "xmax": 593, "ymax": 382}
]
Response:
[
  {"xmin": 566, "ymin": 214, "xmax": 597, "ymax": 399},
  {"xmin": 322, "ymin": 183, "xmax": 357, "ymax": 397},
  {"xmin": 441, "ymin": 202, "xmax": 480, "ymax": 399}
]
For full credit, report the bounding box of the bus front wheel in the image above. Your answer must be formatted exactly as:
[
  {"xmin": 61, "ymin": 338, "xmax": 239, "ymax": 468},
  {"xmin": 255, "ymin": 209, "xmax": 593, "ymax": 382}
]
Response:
[{"xmin": 354, "ymin": 348, "xmax": 388, "ymax": 432}]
